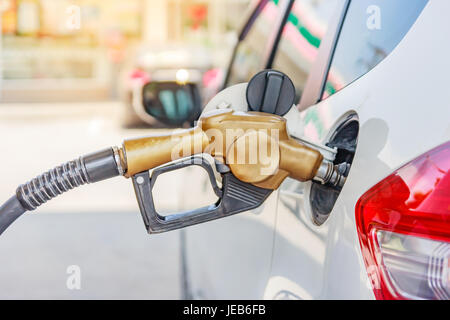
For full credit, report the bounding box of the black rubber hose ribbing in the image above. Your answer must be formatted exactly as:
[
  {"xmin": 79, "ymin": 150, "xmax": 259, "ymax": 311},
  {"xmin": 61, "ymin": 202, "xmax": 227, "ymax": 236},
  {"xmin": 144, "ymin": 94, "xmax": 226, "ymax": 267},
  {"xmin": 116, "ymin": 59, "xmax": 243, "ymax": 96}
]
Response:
[
  {"xmin": 0, "ymin": 196, "xmax": 26, "ymax": 236},
  {"xmin": 16, "ymin": 157, "xmax": 90, "ymax": 211},
  {"xmin": 15, "ymin": 148, "xmax": 119, "ymax": 211},
  {"xmin": 0, "ymin": 148, "xmax": 120, "ymax": 236}
]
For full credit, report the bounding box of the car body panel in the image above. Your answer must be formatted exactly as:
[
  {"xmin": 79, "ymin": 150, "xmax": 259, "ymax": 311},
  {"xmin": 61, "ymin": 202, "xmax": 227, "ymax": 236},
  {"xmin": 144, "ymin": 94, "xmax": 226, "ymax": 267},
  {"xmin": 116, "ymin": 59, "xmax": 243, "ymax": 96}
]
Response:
[{"xmin": 185, "ymin": 0, "xmax": 450, "ymax": 299}]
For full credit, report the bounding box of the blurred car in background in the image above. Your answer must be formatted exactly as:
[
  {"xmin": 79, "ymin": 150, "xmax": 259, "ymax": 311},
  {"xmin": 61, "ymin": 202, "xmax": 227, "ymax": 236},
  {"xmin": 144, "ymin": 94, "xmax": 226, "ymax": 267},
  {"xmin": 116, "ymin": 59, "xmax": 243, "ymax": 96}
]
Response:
[{"xmin": 120, "ymin": 43, "xmax": 223, "ymax": 128}]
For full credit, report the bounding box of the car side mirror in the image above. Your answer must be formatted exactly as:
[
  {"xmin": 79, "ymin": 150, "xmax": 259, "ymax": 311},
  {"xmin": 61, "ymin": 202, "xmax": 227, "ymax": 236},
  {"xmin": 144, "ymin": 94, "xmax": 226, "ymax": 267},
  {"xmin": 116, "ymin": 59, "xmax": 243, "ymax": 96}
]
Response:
[{"xmin": 142, "ymin": 81, "xmax": 202, "ymax": 127}]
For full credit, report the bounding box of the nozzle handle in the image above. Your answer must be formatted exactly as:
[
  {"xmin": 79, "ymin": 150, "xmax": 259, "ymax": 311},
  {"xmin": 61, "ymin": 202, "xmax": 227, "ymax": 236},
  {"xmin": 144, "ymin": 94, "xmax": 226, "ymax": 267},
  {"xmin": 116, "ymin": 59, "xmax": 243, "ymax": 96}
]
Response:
[{"xmin": 132, "ymin": 155, "xmax": 272, "ymax": 234}]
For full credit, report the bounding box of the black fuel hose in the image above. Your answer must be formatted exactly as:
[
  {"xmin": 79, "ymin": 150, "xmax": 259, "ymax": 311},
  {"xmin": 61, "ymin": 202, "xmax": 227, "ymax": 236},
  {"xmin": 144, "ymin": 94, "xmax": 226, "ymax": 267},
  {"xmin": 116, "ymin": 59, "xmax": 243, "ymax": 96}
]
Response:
[
  {"xmin": 0, "ymin": 147, "xmax": 123, "ymax": 236},
  {"xmin": 0, "ymin": 195, "xmax": 26, "ymax": 235}
]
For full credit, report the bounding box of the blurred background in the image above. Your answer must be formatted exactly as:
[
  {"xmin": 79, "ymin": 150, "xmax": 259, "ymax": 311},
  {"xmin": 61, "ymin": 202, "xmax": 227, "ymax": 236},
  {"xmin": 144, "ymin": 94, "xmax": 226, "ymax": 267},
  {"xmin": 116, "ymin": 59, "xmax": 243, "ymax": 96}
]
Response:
[{"xmin": 0, "ymin": 0, "xmax": 252, "ymax": 299}]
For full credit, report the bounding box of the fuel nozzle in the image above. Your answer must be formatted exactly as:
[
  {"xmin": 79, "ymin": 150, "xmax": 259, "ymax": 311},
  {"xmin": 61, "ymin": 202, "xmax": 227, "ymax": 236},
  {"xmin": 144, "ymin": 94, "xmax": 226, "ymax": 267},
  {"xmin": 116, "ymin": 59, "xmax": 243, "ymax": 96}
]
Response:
[
  {"xmin": 314, "ymin": 161, "xmax": 349, "ymax": 189},
  {"xmin": 122, "ymin": 108, "xmax": 347, "ymax": 234},
  {"xmin": 0, "ymin": 70, "xmax": 348, "ymax": 237},
  {"xmin": 121, "ymin": 108, "xmax": 329, "ymax": 190}
]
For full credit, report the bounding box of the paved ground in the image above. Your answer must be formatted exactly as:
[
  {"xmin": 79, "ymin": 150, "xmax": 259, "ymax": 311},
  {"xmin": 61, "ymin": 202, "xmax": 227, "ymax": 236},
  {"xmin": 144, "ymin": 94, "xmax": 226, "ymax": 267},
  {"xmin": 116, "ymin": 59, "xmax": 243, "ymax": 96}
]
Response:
[{"xmin": 0, "ymin": 102, "xmax": 184, "ymax": 299}]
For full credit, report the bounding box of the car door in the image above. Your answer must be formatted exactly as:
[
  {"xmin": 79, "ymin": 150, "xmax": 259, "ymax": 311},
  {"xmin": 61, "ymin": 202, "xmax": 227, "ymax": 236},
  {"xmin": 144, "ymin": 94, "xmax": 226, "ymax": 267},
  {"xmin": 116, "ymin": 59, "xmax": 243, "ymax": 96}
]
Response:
[
  {"xmin": 183, "ymin": 0, "xmax": 344, "ymax": 299},
  {"xmin": 265, "ymin": 0, "xmax": 433, "ymax": 299}
]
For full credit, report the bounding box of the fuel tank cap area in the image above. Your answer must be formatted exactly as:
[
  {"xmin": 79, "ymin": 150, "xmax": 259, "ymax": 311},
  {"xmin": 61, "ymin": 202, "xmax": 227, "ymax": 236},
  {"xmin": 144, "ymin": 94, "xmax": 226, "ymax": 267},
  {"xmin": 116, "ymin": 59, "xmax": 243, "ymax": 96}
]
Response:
[
  {"xmin": 310, "ymin": 113, "xmax": 359, "ymax": 225},
  {"xmin": 246, "ymin": 70, "xmax": 296, "ymax": 116}
]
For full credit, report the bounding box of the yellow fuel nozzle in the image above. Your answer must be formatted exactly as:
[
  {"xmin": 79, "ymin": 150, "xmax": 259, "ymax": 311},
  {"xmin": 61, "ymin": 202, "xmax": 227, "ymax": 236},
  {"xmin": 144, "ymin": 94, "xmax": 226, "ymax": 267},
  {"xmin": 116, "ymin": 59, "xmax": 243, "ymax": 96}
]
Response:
[
  {"xmin": 121, "ymin": 109, "xmax": 324, "ymax": 190},
  {"xmin": 0, "ymin": 70, "xmax": 343, "ymax": 237}
]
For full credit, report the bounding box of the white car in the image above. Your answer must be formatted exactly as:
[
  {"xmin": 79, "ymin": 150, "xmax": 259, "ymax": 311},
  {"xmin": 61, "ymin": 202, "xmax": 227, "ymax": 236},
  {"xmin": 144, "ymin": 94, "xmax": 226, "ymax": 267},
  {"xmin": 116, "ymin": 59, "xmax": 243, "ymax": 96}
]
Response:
[{"xmin": 181, "ymin": 0, "xmax": 450, "ymax": 300}]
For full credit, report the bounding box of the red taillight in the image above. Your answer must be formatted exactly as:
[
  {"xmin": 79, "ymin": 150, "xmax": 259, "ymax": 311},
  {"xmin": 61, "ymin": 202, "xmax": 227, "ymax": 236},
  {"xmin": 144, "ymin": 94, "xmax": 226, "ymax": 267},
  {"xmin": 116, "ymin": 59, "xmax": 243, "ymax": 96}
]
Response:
[
  {"xmin": 202, "ymin": 68, "xmax": 222, "ymax": 88},
  {"xmin": 128, "ymin": 69, "xmax": 151, "ymax": 86},
  {"xmin": 356, "ymin": 141, "xmax": 450, "ymax": 300}
]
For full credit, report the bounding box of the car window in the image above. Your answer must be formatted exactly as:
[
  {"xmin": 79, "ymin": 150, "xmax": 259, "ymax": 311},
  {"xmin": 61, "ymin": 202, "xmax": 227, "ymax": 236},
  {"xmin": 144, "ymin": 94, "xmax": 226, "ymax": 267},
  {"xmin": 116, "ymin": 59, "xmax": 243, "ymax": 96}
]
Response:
[
  {"xmin": 322, "ymin": 0, "xmax": 428, "ymax": 99},
  {"xmin": 271, "ymin": 0, "xmax": 341, "ymax": 104},
  {"xmin": 226, "ymin": 0, "xmax": 286, "ymax": 87}
]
